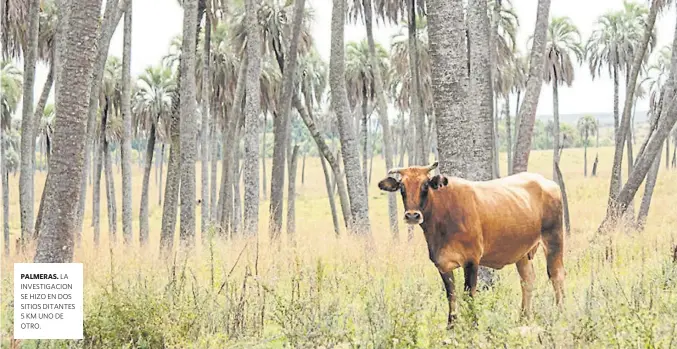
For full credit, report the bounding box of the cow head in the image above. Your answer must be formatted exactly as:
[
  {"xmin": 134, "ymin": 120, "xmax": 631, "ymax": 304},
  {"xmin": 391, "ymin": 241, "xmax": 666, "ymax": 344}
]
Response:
[{"xmin": 378, "ymin": 161, "xmax": 449, "ymax": 225}]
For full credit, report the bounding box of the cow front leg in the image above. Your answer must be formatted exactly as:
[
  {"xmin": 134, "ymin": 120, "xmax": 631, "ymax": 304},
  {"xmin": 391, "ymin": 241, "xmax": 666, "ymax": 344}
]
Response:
[
  {"xmin": 439, "ymin": 271, "xmax": 457, "ymax": 329},
  {"xmin": 463, "ymin": 262, "xmax": 479, "ymax": 297}
]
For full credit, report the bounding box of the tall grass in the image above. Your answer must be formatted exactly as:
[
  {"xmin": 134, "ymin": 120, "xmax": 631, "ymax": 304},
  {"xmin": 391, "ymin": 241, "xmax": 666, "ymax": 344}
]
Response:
[{"xmin": 2, "ymin": 147, "xmax": 677, "ymax": 348}]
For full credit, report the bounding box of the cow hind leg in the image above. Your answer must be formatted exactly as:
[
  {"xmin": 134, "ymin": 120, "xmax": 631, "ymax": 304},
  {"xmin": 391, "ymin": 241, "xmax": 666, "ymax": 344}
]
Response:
[
  {"xmin": 515, "ymin": 256, "xmax": 536, "ymax": 318},
  {"xmin": 541, "ymin": 225, "xmax": 565, "ymax": 309}
]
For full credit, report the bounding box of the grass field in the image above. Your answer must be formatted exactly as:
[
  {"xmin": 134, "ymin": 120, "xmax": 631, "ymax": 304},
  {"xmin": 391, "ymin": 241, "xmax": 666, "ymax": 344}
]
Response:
[{"xmin": 2, "ymin": 146, "xmax": 677, "ymax": 348}]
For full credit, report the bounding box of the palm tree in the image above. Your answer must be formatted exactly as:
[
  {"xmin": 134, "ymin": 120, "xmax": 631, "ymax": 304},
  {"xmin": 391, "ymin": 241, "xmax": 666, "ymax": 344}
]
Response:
[
  {"xmin": 18, "ymin": 0, "xmax": 40, "ymax": 244},
  {"xmin": 544, "ymin": 16, "xmax": 583, "ymax": 179},
  {"xmin": 511, "ymin": 0, "xmax": 552, "ymax": 174},
  {"xmin": 34, "ymin": 0, "xmax": 103, "ymax": 263},
  {"xmin": 344, "ymin": 40, "xmax": 389, "ymax": 193},
  {"xmin": 1, "ymin": 59, "xmax": 22, "ymax": 255},
  {"xmin": 577, "ymin": 115, "xmax": 597, "ymax": 176},
  {"xmin": 178, "ymin": 0, "xmax": 199, "ymax": 245},
  {"xmin": 134, "ymin": 64, "xmax": 175, "ymax": 245},
  {"xmin": 330, "ymin": 0, "xmax": 370, "ymax": 235},
  {"xmin": 120, "ymin": 3, "xmax": 133, "ymax": 245},
  {"xmin": 242, "ymin": 0, "xmax": 263, "ymax": 236}
]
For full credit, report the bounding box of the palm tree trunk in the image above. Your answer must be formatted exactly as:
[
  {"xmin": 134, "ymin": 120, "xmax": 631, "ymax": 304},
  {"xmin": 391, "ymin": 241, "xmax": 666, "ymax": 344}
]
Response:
[
  {"xmin": 120, "ymin": 3, "xmax": 133, "ymax": 245},
  {"xmin": 92, "ymin": 140, "xmax": 103, "ymax": 247},
  {"xmin": 158, "ymin": 144, "xmax": 164, "ymax": 205},
  {"xmin": 261, "ymin": 114, "xmax": 267, "ymax": 201},
  {"xmin": 34, "ymin": 0, "xmax": 103, "ymax": 263},
  {"xmin": 294, "ymin": 95, "xmax": 352, "ymax": 230},
  {"xmin": 200, "ymin": 0, "xmax": 212, "ymax": 239},
  {"xmin": 77, "ymin": 0, "xmax": 128, "ymax": 236},
  {"xmin": 320, "ymin": 152, "xmax": 340, "ymax": 236},
  {"xmin": 19, "ymin": 0, "xmax": 41, "ymax": 244},
  {"xmin": 492, "ymin": 97, "xmax": 500, "ymax": 178},
  {"xmin": 637, "ymin": 143, "xmax": 662, "ymax": 230},
  {"xmin": 267, "ymin": 0, "xmax": 305, "ymax": 239},
  {"xmin": 599, "ymin": 4, "xmax": 676, "ymax": 232},
  {"xmin": 584, "ymin": 134, "xmax": 588, "ymax": 177},
  {"xmin": 103, "ymin": 136, "xmax": 117, "ymax": 243},
  {"xmin": 160, "ymin": 89, "xmax": 181, "ymax": 251},
  {"xmin": 178, "ymin": 0, "xmax": 199, "ymax": 246},
  {"xmin": 552, "ymin": 82, "xmax": 560, "ymax": 181},
  {"xmin": 233, "ymin": 130, "xmax": 244, "ymax": 235},
  {"xmin": 286, "ymin": 145, "xmax": 299, "ymax": 241},
  {"xmin": 219, "ymin": 59, "xmax": 247, "ymax": 235},
  {"xmin": 242, "ymin": 0, "xmax": 263, "ymax": 236},
  {"xmin": 330, "ymin": 0, "xmax": 371, "ymax": 235},
  {"xmin": 467, "ymin": 0, "xmax": 498, "ymax": 287},
  {"xmin": 671, "ymin": 142, "xmax": 676, "ymax": 167},
  {"xmin": 666, "ymin": 137, "xmax": 670, "ymax": 170},
  {"xmin": 511, "ymin": 0, "xmax": 551, "ymax": 173},
  {"xmin": 607, "ymin": 2, "xmax": 659, "ymax": 211},
  {"xmin": 139, "ymin": 123, "xmax": 156, "ymax": 246},
  {"xmin": 505, "ymin": 98, "xmax": 512, "ymax": 175},
  {"xmin": 360, "ymin": 90, "xmax": 369, "ymax": 195},
  {"xmin": 407, "ymin": 0, "xmax": 425, "ymax": 165},
  {"xmin": 301, "ymin": 153, "xmax": 306, "ymax": 185},
  {"xmin": 2, "ymin": 129, "xmax": 9, "ymax": 255},
  {"xmin": 210, "ymin": 120, "xmax": 218, "ymax": 221},
  {"xmin": 613, "ymin": 67, "xmax": 619, "ymax": 140}
]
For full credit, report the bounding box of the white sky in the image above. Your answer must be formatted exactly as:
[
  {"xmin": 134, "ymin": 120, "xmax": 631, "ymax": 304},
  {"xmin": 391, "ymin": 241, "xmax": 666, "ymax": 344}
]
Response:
[{"xmin": 26, "ymin": 0, "xmax": 677, "ymax": 117}]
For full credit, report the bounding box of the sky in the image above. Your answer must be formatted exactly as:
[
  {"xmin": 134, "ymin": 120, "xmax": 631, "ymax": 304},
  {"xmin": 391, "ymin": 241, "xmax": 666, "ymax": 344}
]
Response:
[{"xmin": 23, "ymin": 0, "xmax": 677, "ymax": 118}]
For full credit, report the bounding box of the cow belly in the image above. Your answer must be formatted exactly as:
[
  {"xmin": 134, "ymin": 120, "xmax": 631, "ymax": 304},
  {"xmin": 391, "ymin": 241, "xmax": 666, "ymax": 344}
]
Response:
[{"xmin": 479, "ymin": 233, "xmax": 541, "ymax": 269}]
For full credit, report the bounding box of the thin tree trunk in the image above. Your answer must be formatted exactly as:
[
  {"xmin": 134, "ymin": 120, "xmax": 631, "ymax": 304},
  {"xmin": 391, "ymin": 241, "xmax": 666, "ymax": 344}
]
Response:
[
  {"xmin": 553, "ymin": 82, "xmax": 560, "ymax": 181},
  {"xmin": 584, "ymin": 134, "xmax": 588, "ymax": 177},
  {"xmin": 210, "ymin": 120, "xmax": 218, "ymax": 220},
  {"xmin": 637, "ymin": 143, "xmax": 662, "ymax": 230},
  {"xmin": 505, "ymin": 98, "xmax": 512, "ymax": 175},
  {"xmin": 76, "ymin": 0, "xmax": 128, "ymax": 236},
  {"xmin": 92, "ymin": 140, "xmax": 103, "ymax": 246},
  {"xmin": 34, "ymin": 0, "xmax": 102, "ymax": 263},
  {"xmin": 320, "ymin": 152, "xmax": 340, "ymax": 236},
  {"xmin": 511, "ymin": 0, "xmax": 551, "ymax": 173},
  {"xmin": 294, "ymin": 96, "xmax": 352, "ymax": 230},
  {"xmin": 592, "ymin": 154, "xmax": 599, "ymax": 177},
  {"xmin": 103, "ymin": 135, "xmax": 117, "ymax": 244},
  {"xmin": 158, "ymin": 144, "xmax": 164, "ymax": 205},
  {"xmin": 407, "ymin": 0, "xmax": 425, "ymax": 165},
  {"xmin": 200, "ymin": 0, "xmax": 212, "ymax": 238},
  {"xmin": 233, "ymin": 129, "xmax": 244, "ymax": 235},
  {"xmin": 120, "ymin": 3, "xmax": 133, "ymax": 245},
  {"xmin": 330, "ymin": 0, "xmax": 371, "ymax": 235},
  {"xmin": 261, "ymin": 114, "xmax": 267, "ymax": 200},
  {"xmin": 301, "ymin": 153, "xmax": 306, "ymax": 185},
  {"xmin": 492, "ymin": 96, "xmax": 500, "ymax": 178},
  {"xmin": 268, "ymin": 0, "xmax": 306, "ymax": 239},
  {"xmin": 139, "ymin": 123, "xmax": 156, "ymax": 246},
  {"xmin": 666, "ymin": 137, "xmax": 670, "ymax": 170},
  {"xmin": 1, "ymin": 129, "xmax": 9, "ymax": 255},
  {"xmin": 554, "ymin": 157, "xmax": 571, "ymax": 235},
  {"xmin": 360, "ymin": 91, "xmax": 369, "ymax": 195},
  {"xmin": 286, "ymin": 145, "xmax": 299, "ymax": 241},
  {"xmin": 19, "ymin": 0, "xmax": 41, "ymax": 243},
  {"xmin": 613, "ymin": 67, "xmax": 619, "ymax": 140},
  {"xmin": 607, "ymin": 2, "xmax": 659, "ymax": 209}
]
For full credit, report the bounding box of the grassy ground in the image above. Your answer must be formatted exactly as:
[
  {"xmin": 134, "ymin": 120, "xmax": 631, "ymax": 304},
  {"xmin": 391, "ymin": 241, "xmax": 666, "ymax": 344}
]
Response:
[{"xmin": 2, "ymin": 146, "xmax": 677, "ymax": 348}]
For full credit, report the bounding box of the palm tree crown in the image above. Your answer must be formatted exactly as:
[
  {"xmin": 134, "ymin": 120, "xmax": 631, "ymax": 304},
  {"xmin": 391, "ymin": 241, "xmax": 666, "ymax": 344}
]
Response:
[{"xmin": 544, "ymin": 16, "xmax": 584, "ymax": 87}]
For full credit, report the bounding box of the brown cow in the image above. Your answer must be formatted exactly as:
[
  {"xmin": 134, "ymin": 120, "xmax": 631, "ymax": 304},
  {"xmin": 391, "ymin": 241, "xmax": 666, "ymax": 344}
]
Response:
[{"xmin": 378, "ymin": 162, "xmax": 565, "ymax": 328}]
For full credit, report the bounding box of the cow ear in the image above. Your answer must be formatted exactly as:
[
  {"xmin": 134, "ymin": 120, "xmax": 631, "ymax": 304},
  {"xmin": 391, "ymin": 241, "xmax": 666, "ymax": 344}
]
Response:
[
  {"xmin": 378, "ymin": 177, "xmax": 400, "ymax": 192},
  {"xmin": 429, "ymin": 175, "xmax": 448, "ymax": 190}
]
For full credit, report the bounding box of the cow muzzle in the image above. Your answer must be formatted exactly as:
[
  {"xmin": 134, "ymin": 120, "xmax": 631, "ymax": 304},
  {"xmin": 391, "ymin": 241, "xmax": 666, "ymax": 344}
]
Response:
[{"xmin": 404, "ymin": 210, "xmax": 423, "ymax": 224}]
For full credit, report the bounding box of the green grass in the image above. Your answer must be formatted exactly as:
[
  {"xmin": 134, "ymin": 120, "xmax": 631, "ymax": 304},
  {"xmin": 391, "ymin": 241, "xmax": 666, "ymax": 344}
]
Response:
[{"xmin": 2, "ymin": 146, "xmax": 677, "ymax": 348}]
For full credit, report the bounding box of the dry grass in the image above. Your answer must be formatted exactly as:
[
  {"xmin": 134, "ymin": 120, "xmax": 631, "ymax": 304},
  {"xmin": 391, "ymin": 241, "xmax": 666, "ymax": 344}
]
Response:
[{"xmin": 2, "ymin": 146, "xmax": 677, "ymax": 348}]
